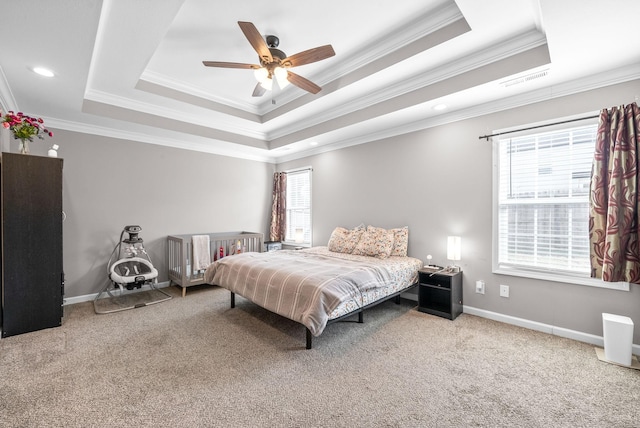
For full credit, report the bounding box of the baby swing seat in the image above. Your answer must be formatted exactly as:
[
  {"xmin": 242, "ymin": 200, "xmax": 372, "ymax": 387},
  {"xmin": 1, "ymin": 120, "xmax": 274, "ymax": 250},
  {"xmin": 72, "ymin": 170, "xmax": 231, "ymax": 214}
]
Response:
[{"xmin": 94, "ymin": 225, "xmax": 171, "ymax": 314}]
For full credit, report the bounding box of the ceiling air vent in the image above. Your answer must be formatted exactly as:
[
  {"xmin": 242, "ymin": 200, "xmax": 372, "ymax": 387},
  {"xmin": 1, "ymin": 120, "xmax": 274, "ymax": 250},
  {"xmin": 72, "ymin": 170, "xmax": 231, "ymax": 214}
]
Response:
[{"xmin": 500, "ymin": 69, "xmax": 549, "ymax": 88}]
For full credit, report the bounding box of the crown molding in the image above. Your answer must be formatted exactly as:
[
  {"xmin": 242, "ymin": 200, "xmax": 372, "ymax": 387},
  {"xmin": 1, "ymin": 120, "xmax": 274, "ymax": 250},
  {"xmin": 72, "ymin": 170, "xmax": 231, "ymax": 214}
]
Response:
[
  {"xmin": 44, "ymin": 116, "xmax": 275, "ymax": 163},
  {"xmin": 39, "ymin": 64, "xmax": 639, "ymax": 166},
  {"xmin": 269, "ymin": 29, "xmax": 547, "ymax": 141},
  {"xmin": 0, "ymin": 66, "xmax": 18, "ymax": 112},
  {"xmin": 273, "ymin": 66, "xmax": 640, "ymax": 163},
  {"xmin": 83, "ymin": 88, "xmax": 267, "ymax": 140},
  {"xmin": 139, "ymin": 69, "xmax": 261, "ymax": 114},
  {"xmin": 544, "ymin": 62, "xmax": 640, "ymax": 100},
  {"xmin": 129, "ymin": 19, "xmax": 544, "ymax": 146},
  {"xmin": 330, "ymin": 1, "xmax": 465, "ymax": 78},
  {"xmin": 255, "ymin": 0, "xmax": 467, "ymax": 115},
  {"xmin": 132, "ymin": 0, "xmax": 466, "ymax": 122}
]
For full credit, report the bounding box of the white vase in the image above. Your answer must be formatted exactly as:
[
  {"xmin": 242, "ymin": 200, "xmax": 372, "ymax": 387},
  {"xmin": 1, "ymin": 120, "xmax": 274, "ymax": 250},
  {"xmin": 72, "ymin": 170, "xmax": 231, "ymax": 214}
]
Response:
[{"xmin": 18, "ymin": 139, "xmax": 29, "ymax": 154}]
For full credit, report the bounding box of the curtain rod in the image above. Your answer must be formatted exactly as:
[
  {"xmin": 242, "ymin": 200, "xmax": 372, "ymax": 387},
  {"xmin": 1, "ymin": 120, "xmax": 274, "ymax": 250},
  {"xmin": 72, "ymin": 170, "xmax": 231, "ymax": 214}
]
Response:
[
  {"xmin": 284, "ymin": 166, "xmax": 313, "ymax": 173},
  {"xmin": 478, "ymin": 114, "xmax": 599, "ymax": 141}
]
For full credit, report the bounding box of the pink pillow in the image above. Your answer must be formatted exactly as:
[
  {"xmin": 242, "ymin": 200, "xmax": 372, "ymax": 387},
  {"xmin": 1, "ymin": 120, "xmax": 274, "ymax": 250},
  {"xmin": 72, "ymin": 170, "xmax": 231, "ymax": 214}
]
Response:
[
  {"xmin": 352, "ymin": 226, "xmax": 394, "ymax": 258},
  {"xmin": 327, "ymin": 226, "xmax": 364, "ymax": 253},
  {"xmin": 390, "ymin": 226, "xmax": 409, "ymax": 257}
]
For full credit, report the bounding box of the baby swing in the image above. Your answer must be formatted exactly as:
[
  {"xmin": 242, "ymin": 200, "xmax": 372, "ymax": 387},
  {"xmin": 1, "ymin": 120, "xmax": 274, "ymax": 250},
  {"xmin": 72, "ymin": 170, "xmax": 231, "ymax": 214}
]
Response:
[{"xmin": 94, "ymin": 225, "xmax": 172, "ymax": 314}]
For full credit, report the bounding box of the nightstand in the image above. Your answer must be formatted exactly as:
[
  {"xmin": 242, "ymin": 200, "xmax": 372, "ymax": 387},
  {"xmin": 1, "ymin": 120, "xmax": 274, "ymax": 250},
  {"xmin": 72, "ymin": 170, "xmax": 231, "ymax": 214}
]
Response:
[
  {"xmin": 264, "ymin": 241, "xmax": 282, "ymax": 252},
  {"xmin": 417, "ymin": 269, "xmax": 463, "ymax": 320}
]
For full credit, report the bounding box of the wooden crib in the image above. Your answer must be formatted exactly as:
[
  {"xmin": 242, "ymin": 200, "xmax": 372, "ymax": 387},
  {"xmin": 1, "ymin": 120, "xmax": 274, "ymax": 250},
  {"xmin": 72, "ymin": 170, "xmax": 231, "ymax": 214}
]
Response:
[{"xmin": 167, "ymin": 231, "xmax": 264, "ymax": 297}]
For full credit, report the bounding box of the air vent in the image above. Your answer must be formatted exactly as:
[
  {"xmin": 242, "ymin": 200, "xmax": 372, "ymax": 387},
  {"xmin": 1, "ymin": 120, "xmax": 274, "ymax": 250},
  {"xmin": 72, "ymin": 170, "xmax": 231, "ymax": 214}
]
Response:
[{"xmin": 500, "ymin": 69, "xmax": 549, "ymax": 88}]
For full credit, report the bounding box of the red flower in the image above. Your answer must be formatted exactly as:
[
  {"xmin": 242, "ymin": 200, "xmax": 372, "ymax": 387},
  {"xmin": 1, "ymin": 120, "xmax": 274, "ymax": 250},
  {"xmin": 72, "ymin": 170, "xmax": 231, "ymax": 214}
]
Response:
[{"xmin": 0, "ymin": 110, "xmax": 53, "ymax": 142}]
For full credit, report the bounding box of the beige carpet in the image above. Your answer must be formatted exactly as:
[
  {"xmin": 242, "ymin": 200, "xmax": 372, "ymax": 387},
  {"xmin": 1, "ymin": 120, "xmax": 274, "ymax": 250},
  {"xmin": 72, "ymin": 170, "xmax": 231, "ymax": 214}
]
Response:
[{"xmin": 1, "ymin": 285, "xmax": 639, "ymax": 427}]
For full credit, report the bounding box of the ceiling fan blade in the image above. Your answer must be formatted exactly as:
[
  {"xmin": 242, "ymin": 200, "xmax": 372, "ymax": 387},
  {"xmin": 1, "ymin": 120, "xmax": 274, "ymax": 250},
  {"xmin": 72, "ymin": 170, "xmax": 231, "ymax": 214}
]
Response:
[
  {"xmin": 238, "ymin": 21, "xmax": 272, "ymax": 63},
  {"xmin": 202, "ymin": 61, "xmax": 259, "ymax": 69},
  {"xmin": 282, "ymin": 45, "xmax": 335, "ymax": 67},
  {"xmin": 287, "ymin": 71, "xmax": 321, "ymax": 94},
  {"xmin": 252, "ymin": 82, "xmax": 266, "ymax": 97}
]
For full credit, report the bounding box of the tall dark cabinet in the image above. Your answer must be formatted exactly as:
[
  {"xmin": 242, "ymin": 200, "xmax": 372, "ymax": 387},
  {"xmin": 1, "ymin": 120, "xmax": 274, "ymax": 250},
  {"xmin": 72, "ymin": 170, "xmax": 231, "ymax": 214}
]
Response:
[{"xmin": 1, "ymin": 153, "xmax": 64, "ymax": 338}]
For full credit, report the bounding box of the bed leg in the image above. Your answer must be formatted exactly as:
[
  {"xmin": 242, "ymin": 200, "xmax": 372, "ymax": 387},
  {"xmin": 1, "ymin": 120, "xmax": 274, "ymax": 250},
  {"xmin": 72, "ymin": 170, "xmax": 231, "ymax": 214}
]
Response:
[
  {"xmin": 230, "ymin": 292, "xmax": 235, "ymax": 308},
  {"xmin": 182, "ymin": 287, "xmax": 186, "ymax": 298},
  {"xmin": 306, "ymin": 328, "xmax": 312, "ymax": 349},
  {"xmin": 394, "ymin": 295, "xmax": 401, "ymax": 304},
  {"xmin": 358, "ymin": 311, "xmax": 364, "ymax": 323}
]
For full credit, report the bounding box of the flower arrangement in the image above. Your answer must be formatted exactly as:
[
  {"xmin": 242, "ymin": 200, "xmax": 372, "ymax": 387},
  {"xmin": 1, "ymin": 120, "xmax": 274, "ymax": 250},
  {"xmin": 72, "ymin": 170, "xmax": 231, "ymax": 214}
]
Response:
[{"xmin": 1, "ymin": 110, "xmax": 53, "ymax": 154}]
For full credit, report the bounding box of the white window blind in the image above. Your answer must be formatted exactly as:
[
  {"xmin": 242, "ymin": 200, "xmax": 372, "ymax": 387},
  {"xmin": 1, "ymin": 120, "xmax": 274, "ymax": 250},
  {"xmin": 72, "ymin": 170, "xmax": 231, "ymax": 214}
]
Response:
[
  {"xmin": 285, "ymin": 169, "xmax": 311, "ymax": 244},
  {"xmin": 496, "ymin": 123, "xmax": 597, "ymax": 277}
]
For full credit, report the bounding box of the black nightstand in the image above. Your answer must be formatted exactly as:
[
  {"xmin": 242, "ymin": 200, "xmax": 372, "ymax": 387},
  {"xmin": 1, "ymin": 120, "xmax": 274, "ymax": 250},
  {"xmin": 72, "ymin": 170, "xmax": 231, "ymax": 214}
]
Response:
[
  {"xmin": 417, "ymin": 269, "xmax": 463, "ymax": 320},
  {"xmin": 264, "ymin": 241, "xmax": 282, "ymax": 252}
]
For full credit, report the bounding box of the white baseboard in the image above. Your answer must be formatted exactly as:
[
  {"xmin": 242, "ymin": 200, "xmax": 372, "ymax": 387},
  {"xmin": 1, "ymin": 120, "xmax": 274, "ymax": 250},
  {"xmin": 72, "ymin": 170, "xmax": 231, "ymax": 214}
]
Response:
[
  {"xmin": 63, "ymin": 281, "xmax": 172, "ymax": 306},
  {"xmin": 64, "ymin": 287, "xmax": 639, "ymax": 356},
  {"xmin": 463, "ymin": 305, "xmax": 640, "ymax": 356}
]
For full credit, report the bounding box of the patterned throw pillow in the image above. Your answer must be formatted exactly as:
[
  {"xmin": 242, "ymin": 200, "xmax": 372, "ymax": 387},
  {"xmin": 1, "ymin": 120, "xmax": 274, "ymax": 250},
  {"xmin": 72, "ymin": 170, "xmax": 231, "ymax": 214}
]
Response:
[
  {"xmin": 327, "ymin": 226, "xmax": 364, "ymax": 253},
  {"xmin": 352, "ymin": 225, "xmax": 394, "ymax": 258},
  {"xmin": 390, "ymin": 226, "xmax": 409, "ymax": 257}
]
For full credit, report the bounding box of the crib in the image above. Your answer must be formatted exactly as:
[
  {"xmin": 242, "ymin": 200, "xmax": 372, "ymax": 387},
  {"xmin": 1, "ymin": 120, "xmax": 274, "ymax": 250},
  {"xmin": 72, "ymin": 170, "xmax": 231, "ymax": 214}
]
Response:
[{"xmin": 167, "ymin": 231, "xmax": 264, "ymax": 297}]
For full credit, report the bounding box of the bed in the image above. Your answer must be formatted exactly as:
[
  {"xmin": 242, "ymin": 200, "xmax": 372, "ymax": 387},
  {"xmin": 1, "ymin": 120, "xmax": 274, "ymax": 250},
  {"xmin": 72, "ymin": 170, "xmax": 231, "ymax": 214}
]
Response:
[{"xmin": 203, "ymin": 243, "xmax": 423, "ymax": 349}]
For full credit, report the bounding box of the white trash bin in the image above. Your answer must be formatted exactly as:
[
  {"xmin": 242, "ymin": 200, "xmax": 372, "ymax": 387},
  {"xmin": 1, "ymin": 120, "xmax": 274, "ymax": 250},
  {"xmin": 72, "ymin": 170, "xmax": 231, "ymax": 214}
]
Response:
[{"xmin": 602, "ymin": 313, "xmax": 634, "ymax": 366}]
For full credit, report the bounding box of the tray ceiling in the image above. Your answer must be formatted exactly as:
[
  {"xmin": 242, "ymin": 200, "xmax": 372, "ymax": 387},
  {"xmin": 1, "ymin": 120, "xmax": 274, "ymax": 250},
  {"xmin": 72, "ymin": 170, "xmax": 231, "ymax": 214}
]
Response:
[{"xmin": 1, "ymin": 0, "xmax": 638, "ymax": 162}]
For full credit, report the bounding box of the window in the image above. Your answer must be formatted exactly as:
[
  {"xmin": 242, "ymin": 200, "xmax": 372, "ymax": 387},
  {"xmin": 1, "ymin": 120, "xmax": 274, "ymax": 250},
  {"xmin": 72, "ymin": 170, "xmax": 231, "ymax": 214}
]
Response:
[
  {"xmin": 285, "ymin": 168, "xmax": 311, "ymax": 245},
  {"xmin": 494, "ymin": 122, "xmax": 597, "ymax": 280}
]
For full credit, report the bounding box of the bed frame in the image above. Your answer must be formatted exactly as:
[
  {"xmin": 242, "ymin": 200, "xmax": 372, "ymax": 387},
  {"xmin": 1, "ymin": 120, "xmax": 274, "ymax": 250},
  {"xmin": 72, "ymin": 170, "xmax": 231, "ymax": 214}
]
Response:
[
  {"xmin": 228, "ymin": 282, "xmax": 418, "ymax": 349},
  {"xmin": 167, "ymin": 231, "xmax": 263, "ymax": 297}
]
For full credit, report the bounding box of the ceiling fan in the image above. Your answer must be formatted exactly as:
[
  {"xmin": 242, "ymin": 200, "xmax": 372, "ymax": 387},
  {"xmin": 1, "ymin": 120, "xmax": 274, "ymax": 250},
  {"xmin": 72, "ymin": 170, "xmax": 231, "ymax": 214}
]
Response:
[{"xmin": 203, "ymin": 21, "xmax": 335, "ymax": 97}]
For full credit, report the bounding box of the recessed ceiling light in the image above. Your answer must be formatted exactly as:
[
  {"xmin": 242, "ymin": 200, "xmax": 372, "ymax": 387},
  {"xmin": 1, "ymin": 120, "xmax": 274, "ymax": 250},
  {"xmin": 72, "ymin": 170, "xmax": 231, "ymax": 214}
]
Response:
[
  {"xmin": 433, "ymin": 103, "xmax": 447, "ymax": 111},
  {"xmin": 32, "ymin": 67, "xmax": 54, "ymax": 77}
]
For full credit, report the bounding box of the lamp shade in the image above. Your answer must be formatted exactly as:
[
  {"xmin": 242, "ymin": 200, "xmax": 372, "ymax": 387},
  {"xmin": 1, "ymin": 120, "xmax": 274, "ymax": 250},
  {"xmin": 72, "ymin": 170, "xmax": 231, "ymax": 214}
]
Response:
[
  {"xmin": 274, "ymin": 66, "xmax": 289, "ymax": 89},
  {"xmin": 253, "ymin": 67, "xmax": 269, "ymax": 83},
  {"xmin": 447, "ymin": 236, "xmax": 461, "ymax": 261},
  {"xmin": 260, "ymin": 77, "xmax": 273, "ymax": 91},
  {"xmin": 295, "ymin": 228, "xmax": 304, "ymax": 244}
]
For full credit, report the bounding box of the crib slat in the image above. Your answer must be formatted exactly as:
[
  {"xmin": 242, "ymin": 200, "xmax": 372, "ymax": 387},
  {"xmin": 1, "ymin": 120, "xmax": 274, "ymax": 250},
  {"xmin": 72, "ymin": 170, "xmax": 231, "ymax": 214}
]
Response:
[{"xmin": 166, "ymin": 231, "xmax": 264, "ymax": 296}]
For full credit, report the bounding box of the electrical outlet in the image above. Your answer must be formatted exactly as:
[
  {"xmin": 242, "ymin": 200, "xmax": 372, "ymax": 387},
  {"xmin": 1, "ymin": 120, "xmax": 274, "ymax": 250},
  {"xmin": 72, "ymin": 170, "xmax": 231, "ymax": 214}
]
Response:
[
  {"xmin": 475, "ymin": 280, "xmax": 485, "ymax": 294},
  {"xmin": 500, "ymin": 284, "xmax": 510, "ymax": 298}
]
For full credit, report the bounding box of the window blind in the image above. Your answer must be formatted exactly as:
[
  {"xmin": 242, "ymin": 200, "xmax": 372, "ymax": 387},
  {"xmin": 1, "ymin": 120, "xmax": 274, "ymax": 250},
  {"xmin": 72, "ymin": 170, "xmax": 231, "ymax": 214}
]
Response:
[
  {"xmin": 285, "ymin": 169, "xmax": 311, "ymax": 244},
  {"xmin": 496, "ymin": 123, "xmax": 597, "ymax": 276}
]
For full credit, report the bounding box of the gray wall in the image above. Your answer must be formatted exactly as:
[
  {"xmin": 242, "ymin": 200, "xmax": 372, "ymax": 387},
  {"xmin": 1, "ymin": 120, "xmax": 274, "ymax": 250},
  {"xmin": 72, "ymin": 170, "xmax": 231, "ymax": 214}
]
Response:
[
  {"xmin": 278, "ymin": 79, "xmax": 640, "ymax": 344},
  {"xmin": 23, "ymin": 130, "xmax": 274, "ymax": 298},
  {"xmin": 15, "ymin": 79, "xmax": 638, "ymax": 344}
]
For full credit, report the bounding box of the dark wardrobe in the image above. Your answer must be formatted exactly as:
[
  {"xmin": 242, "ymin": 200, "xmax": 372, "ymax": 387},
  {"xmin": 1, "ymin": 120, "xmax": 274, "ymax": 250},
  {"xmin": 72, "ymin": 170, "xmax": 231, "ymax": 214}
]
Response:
[{"xmin": 1, "ymin": 152, "xmax": 64, "ymax": 338}]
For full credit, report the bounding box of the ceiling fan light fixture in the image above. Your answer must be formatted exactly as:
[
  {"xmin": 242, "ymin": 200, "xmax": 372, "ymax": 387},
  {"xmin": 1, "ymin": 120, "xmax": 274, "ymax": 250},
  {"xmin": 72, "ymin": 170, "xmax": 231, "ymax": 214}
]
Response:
[
  {"xmin": 274, "ymin": 66, "xmax": 289, "ymax": 89},
  {"xmin": 260, "ymin": 77, "xmax": 273, "ymax": 91},
  {"xmin": 254, "ymin": 67, "xmax": 269, "ymax": 83},
  {"xmin": 203, "ymin": 22, "xmax": 335, "ymax": 97}
]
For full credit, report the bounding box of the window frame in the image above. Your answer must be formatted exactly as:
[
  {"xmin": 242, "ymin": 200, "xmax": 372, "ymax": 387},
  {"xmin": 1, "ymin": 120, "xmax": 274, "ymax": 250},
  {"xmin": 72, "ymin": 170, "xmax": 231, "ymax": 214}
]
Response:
[
  {"xmin": 283, "ymin": 167, "xmax": 312, "ymax": 247},
  {"xmin": 491, "ymin": 115, "xmax": 628, "ymax": 291}
]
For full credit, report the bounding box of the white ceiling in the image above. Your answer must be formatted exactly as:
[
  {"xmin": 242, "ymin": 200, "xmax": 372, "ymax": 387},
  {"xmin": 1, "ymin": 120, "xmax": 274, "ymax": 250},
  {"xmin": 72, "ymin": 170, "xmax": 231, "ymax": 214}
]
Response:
[{"xmin": 1, "ymin": 0, "xmax": 639, "ymax": 163}]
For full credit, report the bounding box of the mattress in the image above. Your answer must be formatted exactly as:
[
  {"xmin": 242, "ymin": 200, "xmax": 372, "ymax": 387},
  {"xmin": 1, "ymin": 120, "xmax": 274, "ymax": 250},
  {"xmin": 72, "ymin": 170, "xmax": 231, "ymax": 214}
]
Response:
[{"xmin": 204, "ymin": 246, "xmax": 422, "ymax": 336}]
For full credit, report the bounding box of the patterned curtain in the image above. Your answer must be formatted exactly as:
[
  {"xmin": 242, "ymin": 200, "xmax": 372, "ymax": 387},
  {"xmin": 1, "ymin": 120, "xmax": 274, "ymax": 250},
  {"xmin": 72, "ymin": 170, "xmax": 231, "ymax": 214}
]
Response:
[
  {"xmin": 589, "ymin": 102, "xmax": 640, "ymax": 283},
  {"xmin": 269, "ymin": 172, "xmax": 287, "ymax": 242}
]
